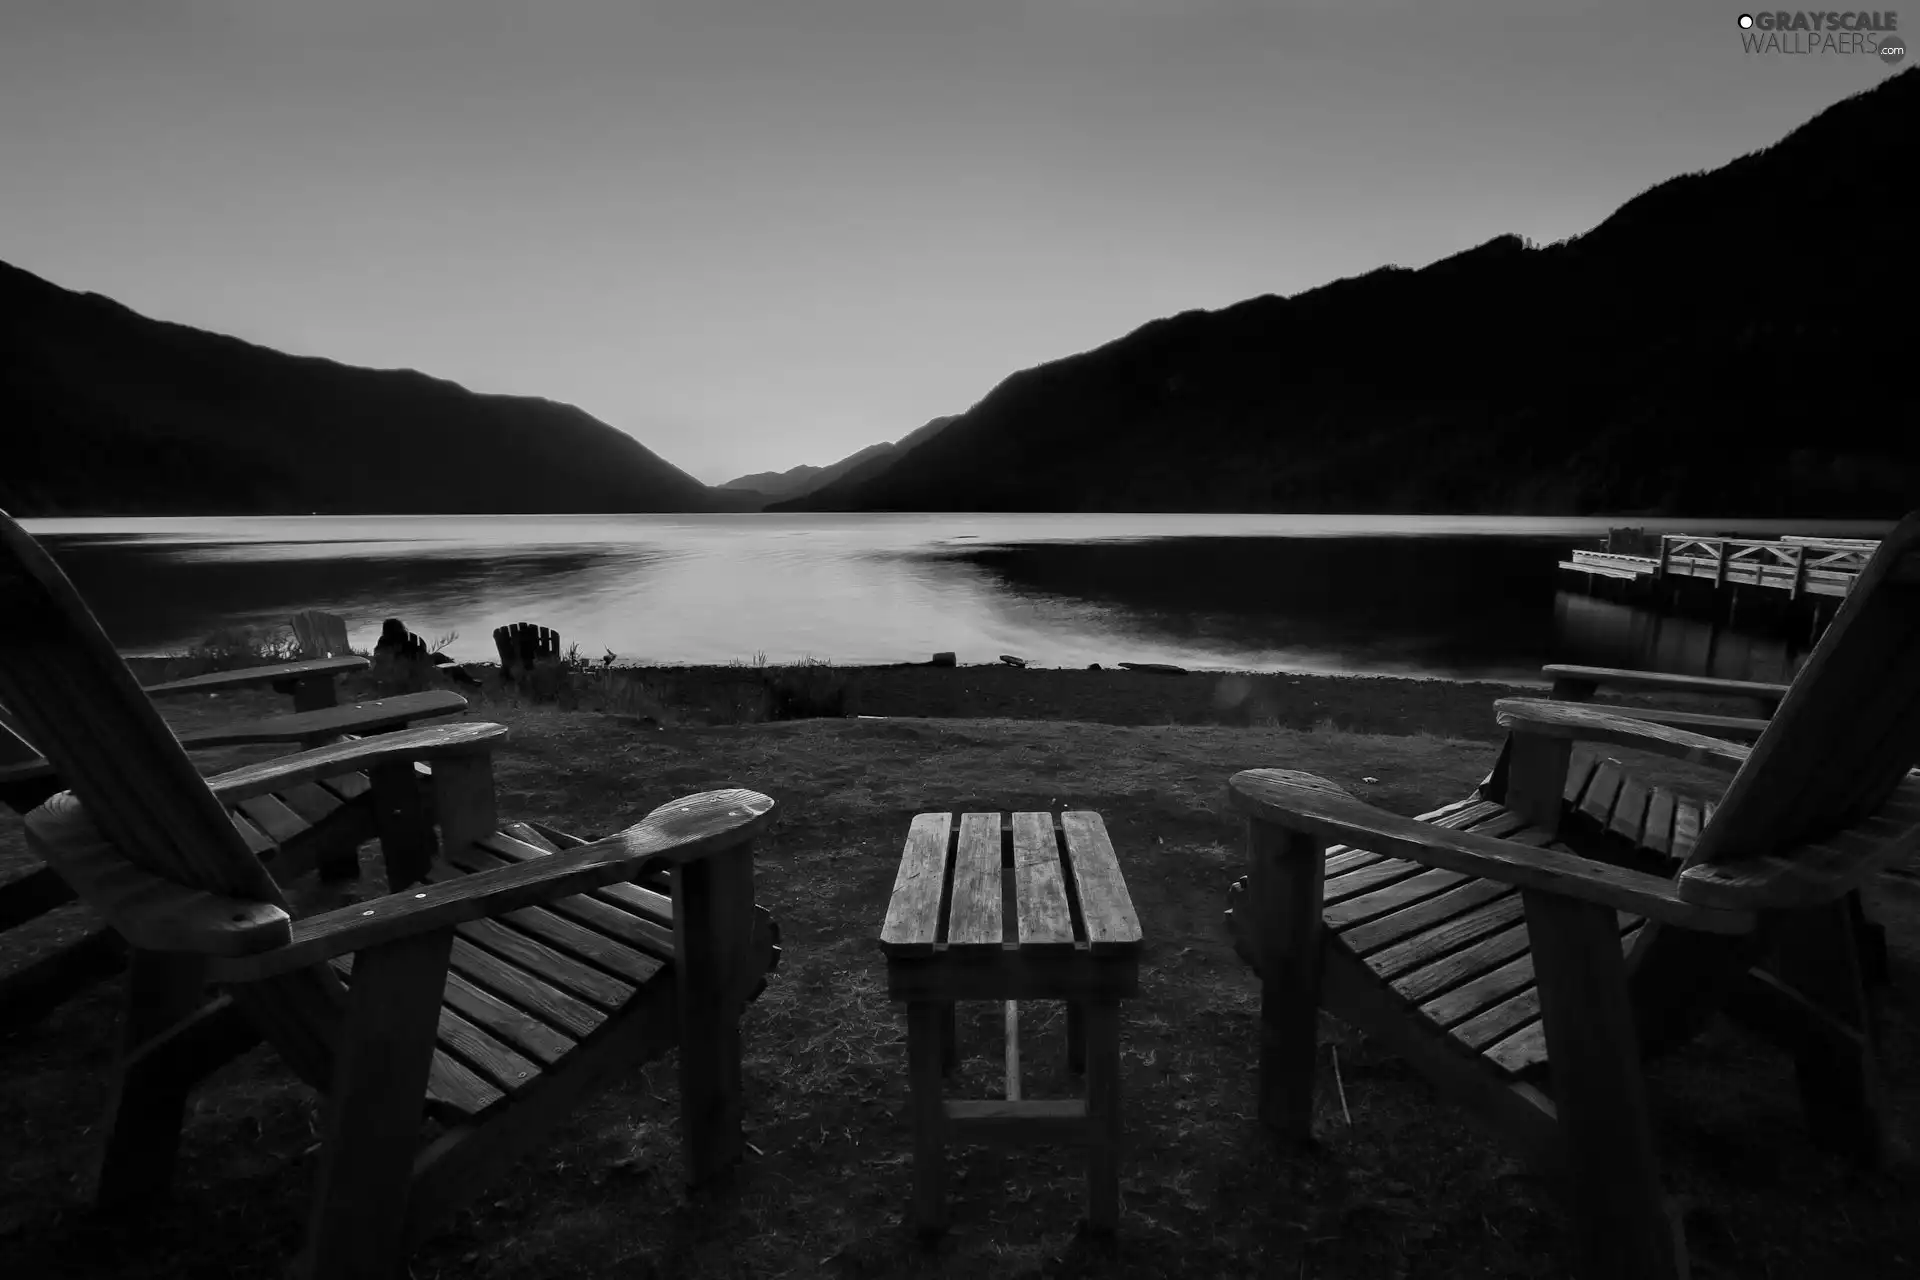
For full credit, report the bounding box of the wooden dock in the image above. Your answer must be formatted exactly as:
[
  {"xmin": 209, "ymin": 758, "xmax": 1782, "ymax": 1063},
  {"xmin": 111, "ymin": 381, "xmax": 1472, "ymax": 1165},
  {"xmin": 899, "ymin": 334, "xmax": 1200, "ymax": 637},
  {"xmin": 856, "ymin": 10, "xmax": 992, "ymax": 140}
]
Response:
[{"xmin": 1561, "ymin": 533, "xmax": 1878, "ymax": 601}]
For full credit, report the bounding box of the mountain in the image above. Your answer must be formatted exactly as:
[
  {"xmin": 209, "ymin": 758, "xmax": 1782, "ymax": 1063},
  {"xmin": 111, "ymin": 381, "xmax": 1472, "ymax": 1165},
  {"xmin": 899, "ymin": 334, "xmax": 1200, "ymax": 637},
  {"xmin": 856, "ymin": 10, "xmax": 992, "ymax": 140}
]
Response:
[
  {"xmin": 0, "ymin": 259, "xmax": 724, "ymax": 516},
  {"xmin": 773, "ymin": 70, "xmax": 1920, "ymax": 518},
  {"xmin": 720, "ymin": 464, "xmax": 827, "ymax": 499},
  {"xmin": 719, "ymin": 415, "xmax": 959, "ymax": 502}
]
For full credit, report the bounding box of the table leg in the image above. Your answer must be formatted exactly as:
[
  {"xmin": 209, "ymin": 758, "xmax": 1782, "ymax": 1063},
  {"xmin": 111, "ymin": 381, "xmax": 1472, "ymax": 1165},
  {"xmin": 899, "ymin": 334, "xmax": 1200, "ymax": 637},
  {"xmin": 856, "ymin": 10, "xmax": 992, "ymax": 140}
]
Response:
[
  {"xmin": 1083, "ymin": 998, "xmax": 1121, "ymax": 1233},
  {"xmin": 1067, "ymin": 1000, "xmax": 1086, "ymax": 1074},
  {"xmin": 941, "ymin": 1000, "xmax": 959, "ymax": 1075},
  {"xmin": 908, "ymin": 1001, "xmax": 948, "ymax": 1233}
]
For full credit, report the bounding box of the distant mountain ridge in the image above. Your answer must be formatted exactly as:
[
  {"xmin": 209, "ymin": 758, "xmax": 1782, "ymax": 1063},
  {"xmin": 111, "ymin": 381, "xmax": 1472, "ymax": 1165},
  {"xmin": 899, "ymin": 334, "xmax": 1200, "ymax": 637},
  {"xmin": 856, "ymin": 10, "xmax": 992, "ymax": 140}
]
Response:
[
  {"xmin": 719, "ymin": 415, "xmax": 958, "ymax": 501},
  {"xmin": 0, "ymin": 260, "xmax": 725, "ymax": 516},
  {"xmin": 773, "ymin": 69, "xmax": 1920, "ymax": 517}
]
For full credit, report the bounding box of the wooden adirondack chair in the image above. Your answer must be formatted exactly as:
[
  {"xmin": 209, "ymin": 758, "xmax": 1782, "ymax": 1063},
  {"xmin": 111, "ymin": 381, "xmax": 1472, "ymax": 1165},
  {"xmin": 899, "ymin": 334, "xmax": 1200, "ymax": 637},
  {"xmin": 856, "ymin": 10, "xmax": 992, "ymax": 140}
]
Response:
[
  {"xmin": 0, "ymin": 510, "xmax": 783, "ymax": 1280},
  {"xmin": 1, "ymin": 657, "xmax": 468, "ymax": 1030},
  {"xmin": 494, "ymin": 621, "xmax": 560, "ymax": 683},
  {"xmin": 290, "ymin": 609, "xmax": 353, "ymax": 659},
  {"xmin": 1224, "ymin": 510, "xmax": 1920, "ymax": 1279}
]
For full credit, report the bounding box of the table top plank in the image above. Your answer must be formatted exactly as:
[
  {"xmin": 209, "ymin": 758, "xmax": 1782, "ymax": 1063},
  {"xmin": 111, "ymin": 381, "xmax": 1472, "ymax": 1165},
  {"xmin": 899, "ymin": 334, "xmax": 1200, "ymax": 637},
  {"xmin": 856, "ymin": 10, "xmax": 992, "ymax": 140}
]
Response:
[
  {"xmin": 879, "ymin": 812, "xmax": 953, "ymax": 956},
  {"xmin": 947, "ymin": 812, "xmax": 1005, "ymax": 949},
  {"xmin": 1060, "ymin": 811, "xmax": 1143, "ymax": 951},
  {"xmin": 1012, "ymin": 812, "xmax": 1076, "ymax": 947}
]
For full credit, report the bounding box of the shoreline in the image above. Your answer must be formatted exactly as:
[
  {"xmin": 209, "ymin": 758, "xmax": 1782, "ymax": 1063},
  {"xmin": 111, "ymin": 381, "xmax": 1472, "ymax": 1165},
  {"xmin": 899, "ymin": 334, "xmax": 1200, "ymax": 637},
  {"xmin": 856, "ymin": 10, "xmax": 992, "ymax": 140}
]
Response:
[
  {"xmin": 605, "ymin": 662, "xmax": 1544, "ymax": 741},
  {"xmin": 125, "ymin": 656, "xmax": 1762, "ymax": 745}
]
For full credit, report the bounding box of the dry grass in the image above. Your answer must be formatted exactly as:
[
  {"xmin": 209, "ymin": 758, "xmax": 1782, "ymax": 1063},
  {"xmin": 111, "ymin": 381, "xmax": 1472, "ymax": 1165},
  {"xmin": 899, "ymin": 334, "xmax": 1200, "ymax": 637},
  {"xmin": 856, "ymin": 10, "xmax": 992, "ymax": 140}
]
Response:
[{"xmin": 0, "ymin": 690, "xmax": 1916, "ymax": 1279}]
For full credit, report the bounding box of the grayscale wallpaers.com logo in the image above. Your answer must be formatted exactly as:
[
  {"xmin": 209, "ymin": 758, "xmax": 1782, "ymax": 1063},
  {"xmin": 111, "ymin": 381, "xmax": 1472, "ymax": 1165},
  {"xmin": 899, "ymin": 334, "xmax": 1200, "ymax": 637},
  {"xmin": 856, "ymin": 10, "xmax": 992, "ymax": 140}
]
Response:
[{"xmin": 1739, "ymin": 11, "xmax": 1907, "ymax": 62}]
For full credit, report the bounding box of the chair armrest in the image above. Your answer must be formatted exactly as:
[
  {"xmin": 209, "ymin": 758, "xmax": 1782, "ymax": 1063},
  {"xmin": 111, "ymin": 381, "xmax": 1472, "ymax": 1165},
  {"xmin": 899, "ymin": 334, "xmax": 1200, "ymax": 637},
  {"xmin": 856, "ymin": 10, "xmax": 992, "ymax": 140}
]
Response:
[
  {"xmin": 175, "ymin": 690, "xmax": 468, "ymax": 748},
  {"xmin": 1227, "ymin": 768, "xmax": 1753, "ymax": 933},
  {"xmin": 0, "ymin": 694, "xmax": 474, "ymax": 791},
  {"xmin": 25, "ymin": 792, "xmax": 291, "ymax": 955},
  {"xmin": 205, "ymin": 721, "xmax": 509, "ymax": 804},
  {"xmin": 1560, "ymin": 704, "xmax": 1769, "ymax": 742},
  {"xmin": 208, "ymin": 788, "xmax": 777, "ymax": 981},
  {"xmin": 1542, "ymin": 663, "xmax": 1788, "ymax": 707},
  {"xmin": 140, "ymin": 656, "xmax": 369, "ymax": 698},
  {"xmin": 1493, "ymin": 698, "xmax": 1753, "ymax": 773}
]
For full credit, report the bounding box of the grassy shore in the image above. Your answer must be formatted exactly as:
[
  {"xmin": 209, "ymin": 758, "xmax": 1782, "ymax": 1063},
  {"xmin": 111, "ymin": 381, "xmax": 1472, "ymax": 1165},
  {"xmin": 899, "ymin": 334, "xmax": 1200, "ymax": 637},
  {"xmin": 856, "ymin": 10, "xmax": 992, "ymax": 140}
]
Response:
[{"xmin": 0, "ymin": 661, "xmax": 1914, "ymax": 1278}]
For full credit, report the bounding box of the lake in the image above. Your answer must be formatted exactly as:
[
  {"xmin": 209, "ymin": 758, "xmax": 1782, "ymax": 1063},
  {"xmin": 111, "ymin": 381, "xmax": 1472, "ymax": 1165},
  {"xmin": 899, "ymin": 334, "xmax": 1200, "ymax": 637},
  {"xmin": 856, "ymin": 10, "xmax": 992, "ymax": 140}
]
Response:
[{"xmin": 19, "ymin": 513, "xmax": 1894, "ymax": 685}]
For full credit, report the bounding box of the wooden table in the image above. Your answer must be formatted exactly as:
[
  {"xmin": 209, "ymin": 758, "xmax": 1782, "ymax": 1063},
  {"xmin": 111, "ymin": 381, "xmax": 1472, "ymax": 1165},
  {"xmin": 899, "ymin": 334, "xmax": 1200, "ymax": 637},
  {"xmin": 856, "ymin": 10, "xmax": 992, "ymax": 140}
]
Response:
[{"xmin": 879, "ymin": 809, "xmax": 1143, "ymax": 1234}]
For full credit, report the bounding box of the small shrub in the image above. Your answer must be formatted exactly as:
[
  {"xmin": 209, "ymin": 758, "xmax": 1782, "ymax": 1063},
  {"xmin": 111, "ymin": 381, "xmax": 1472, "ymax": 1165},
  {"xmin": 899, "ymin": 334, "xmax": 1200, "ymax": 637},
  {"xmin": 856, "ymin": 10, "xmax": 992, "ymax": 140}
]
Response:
[
  {"xmin": 597, "ymin": 671, "xmax": 671, "ymax": 721},
  {"xmin": 168, "ymin": 625, "xmax": 300, "ymax": 677},
  {"xmin": 764, "ymin": 660, "xmax": 852, "ymax": 721}
]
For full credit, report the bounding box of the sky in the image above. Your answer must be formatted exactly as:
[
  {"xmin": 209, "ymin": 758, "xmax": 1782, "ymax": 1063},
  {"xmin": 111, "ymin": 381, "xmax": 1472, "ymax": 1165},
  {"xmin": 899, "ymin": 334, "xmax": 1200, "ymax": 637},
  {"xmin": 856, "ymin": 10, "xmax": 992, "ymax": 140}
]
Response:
[{"xmin": 0, "ymin": 2, "xmax": 1901, "ymax": 484}]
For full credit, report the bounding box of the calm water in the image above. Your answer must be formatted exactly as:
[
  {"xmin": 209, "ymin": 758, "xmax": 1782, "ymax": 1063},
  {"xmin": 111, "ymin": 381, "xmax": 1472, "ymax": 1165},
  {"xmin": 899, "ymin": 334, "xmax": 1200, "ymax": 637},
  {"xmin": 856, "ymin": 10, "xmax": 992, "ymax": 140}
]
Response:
[{"xmin": 21, "ymin": 513, "xmax": 1893, "ymax": 685}]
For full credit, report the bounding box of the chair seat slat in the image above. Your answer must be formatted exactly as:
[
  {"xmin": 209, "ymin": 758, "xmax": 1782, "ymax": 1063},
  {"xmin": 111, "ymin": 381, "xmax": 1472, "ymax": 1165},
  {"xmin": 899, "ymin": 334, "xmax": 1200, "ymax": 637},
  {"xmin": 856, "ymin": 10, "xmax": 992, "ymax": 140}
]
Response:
[
  {"xmin": 454, "ymin": 918, "xmax": 636, "ymax": 1013},
  {"xmin": 447, "ymin": 936, "xmax": 606, "ymax": 1041}
]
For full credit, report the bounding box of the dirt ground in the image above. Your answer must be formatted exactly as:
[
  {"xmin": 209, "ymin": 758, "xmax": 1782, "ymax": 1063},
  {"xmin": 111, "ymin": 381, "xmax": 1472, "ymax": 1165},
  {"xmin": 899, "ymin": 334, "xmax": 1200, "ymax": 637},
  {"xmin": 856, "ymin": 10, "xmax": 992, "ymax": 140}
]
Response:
[{"xmin": 0, "ymin": 666, "xmax": 1914, "ymax": 1278}]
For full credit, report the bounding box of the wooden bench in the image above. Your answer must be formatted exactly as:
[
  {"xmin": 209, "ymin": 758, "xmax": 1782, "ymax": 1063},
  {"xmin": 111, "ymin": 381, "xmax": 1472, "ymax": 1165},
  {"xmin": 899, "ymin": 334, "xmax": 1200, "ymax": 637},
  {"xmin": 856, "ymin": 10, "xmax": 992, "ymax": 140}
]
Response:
[{"xmin": 879, "ymin": 810, "xmax": 1143, "ymax": 1234}]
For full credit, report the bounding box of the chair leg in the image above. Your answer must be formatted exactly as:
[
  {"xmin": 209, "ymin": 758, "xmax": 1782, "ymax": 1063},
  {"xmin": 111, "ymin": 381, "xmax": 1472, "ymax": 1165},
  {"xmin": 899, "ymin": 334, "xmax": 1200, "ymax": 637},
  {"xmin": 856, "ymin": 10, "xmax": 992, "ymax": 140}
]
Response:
[
  {"xmin": 93, "ymin": 950, "xmax": 211, "ymax": 1213},
  {"xmin": 674, "ymin": 841, "xmax": 757, "ymax": 1187},
  {"xmin": 305, "ymin": 928, "xmax": 453, "ymax": 1280},
  {"xmin": 1525, "ymin": 890, "xmax": 1684, "ymax": 1280},
  {"xmin": 1244, "ymin": 815, "xmax": 1328, "ymax": 1142},
  {"xmin": 1778, "ymin": 899, "xmax": 1889, "ymax": 1168},
  {"xmin": 286, "ymin": 674, "xmax": 340, "ymax": 714},
  {"xmin": 369, "ymin": 760, "xmax": 436, "ymax": 889}
]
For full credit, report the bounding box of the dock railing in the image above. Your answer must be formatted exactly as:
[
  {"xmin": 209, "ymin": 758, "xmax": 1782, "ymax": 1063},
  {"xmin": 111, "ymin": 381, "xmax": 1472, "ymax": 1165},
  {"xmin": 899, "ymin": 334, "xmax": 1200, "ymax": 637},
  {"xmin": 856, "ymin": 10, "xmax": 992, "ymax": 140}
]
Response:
[{"xmin": 1654, "ymin": 535, "xmax": 1876, "ymax": 600}]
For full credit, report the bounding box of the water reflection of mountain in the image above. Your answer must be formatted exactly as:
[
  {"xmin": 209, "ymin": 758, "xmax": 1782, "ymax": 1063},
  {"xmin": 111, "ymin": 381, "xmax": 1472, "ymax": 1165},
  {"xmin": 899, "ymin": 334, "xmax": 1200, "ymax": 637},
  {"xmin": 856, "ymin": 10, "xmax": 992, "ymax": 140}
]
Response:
[
  {"xmin": 950, "ymin": 537, "xmax": 1568, "ymax": 678},
  {"xmin": 41, "ymin": 536, "xmax": 658, "ymax": 653}
]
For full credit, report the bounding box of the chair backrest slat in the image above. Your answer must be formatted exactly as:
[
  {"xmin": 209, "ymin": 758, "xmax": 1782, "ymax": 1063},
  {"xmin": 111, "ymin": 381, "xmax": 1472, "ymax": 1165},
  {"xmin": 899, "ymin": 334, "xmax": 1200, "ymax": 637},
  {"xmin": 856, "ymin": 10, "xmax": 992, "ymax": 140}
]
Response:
[
  {"xmin": 0, "ymin": 512, "xmax": 285, "ymax": 906},
  {"xmin": 1691, "ymin": 511, "xmax": 1920, "ymax": 867}
]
